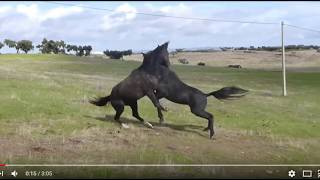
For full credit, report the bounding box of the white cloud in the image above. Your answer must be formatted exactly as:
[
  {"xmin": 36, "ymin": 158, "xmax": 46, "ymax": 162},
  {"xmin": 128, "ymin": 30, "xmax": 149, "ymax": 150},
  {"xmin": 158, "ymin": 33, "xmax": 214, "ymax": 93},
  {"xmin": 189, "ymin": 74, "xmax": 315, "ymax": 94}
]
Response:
[
  {"xmin": 101, "ymin": 3, "xmax": 137, "ymax": 31},
  {"xmin": 16, "ymin": 3, "xmax": 83, "ymax": 22},
  {"xmin": 0, "ymin": 6, "xmax": 12, "ymax": 14},
  {"xmin": 159, "ymin": 3, "xmax": 192, "ymax": 16},
  {"xmin": 116, "ymin": 3, "xmax": 137, "ymax": 20},
  {"xmin": 42, "ymin": 6, "xmax": 83, "ymax": 20},
  {"xmin": 16, "ymin": 4, "xmax": 39, "ymax": 20}
]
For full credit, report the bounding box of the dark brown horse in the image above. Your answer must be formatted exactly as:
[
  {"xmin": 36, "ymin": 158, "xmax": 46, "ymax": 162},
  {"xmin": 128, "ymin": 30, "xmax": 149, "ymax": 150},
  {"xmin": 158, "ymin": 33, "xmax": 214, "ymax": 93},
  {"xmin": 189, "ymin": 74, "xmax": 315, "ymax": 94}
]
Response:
[
  {"xmin": 154, "ymin": 67, "xmax": 248, "ymax": 139},
  {"xmin": 89, "ymin": 42, "xmax": 170, "ymax": 128}
]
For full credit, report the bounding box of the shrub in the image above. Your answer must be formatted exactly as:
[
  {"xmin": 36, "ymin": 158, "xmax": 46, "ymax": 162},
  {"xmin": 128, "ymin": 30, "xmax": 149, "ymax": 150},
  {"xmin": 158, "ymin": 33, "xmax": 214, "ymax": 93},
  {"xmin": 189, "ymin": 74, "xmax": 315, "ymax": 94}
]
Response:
[{"xmin": 178, "ymin": 58, "xmax": 189, "ymax": 64}]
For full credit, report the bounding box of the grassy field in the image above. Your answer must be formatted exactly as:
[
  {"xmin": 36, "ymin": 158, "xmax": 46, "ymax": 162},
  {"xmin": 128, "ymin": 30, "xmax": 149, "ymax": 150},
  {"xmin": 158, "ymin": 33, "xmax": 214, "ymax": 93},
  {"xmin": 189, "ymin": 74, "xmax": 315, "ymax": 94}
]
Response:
[{"xmin": 0, "ymin": 53, "xmax": 319, "ymax": 177}]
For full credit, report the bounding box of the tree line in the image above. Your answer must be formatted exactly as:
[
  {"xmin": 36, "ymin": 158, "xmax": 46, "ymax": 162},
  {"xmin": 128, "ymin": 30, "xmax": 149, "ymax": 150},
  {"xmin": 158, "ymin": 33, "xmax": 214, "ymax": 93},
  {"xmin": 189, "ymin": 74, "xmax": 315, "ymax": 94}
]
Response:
[
  {"xmin": 234, "ymin": 45, "xmax": 320, "ymax": 51},
  {"xmin": 0, "ymin": 38, "xmax": 93, "ymax": 56},
  {"xmin": 103, "ymin": 49, "xmax": 132, "ymax": 60},
  {"xmin": 0, "ymin": 38, "xmax": 134, "ymax": 60},
  {"xmin": 0, "ymin": 39, "xmax": 34, "ymax": 54},
  {"xmin": 175, "ymin": 45, "xmax": 320, "ymax": 53}
]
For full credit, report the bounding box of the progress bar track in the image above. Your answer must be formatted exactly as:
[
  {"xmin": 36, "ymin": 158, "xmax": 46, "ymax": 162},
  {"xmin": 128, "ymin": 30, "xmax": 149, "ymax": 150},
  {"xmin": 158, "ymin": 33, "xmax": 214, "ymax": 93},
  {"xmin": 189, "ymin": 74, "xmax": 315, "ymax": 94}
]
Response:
[{"xmin": 3, "ymin": 164, "xmax": 320, "ymax": 167}]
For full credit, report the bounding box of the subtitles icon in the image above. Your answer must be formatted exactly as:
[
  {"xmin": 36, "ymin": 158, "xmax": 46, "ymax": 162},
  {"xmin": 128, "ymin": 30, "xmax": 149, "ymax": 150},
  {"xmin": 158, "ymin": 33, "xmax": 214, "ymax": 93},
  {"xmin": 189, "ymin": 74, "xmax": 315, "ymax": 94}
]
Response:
[
  {"xmin": 288, "ymin": 170, "xmax": 296, "ymax": 178},
  {"xmin": 11, "ymin": 170, "xmax": 18, "ymax": 177},
  {"xmin": 303, "ymin": 170, "xmax": 312, "ymax": 178}
]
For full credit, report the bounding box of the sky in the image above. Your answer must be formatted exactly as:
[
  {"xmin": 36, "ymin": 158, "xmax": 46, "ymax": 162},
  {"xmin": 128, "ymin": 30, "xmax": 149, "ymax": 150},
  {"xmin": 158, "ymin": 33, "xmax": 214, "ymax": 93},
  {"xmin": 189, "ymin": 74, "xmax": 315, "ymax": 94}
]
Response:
[{"xmin": 1, "ymin": 1, "xmax": 320, "ymax": 53}]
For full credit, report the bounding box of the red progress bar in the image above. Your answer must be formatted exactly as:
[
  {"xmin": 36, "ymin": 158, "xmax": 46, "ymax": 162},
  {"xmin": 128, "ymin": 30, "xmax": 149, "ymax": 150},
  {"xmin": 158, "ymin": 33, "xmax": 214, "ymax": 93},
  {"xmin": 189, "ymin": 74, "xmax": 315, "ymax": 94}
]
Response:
[{"xmin": 0, "ymin": 164, "xmax": 6, "ymax": 166}]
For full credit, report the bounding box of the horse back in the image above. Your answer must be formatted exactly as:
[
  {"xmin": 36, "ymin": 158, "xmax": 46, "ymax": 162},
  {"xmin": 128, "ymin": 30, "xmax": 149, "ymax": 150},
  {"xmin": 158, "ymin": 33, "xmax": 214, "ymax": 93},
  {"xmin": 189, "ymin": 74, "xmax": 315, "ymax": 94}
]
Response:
[{"xmin": 111, "ymin": 68, "xmax": 159, "ymax": 100}]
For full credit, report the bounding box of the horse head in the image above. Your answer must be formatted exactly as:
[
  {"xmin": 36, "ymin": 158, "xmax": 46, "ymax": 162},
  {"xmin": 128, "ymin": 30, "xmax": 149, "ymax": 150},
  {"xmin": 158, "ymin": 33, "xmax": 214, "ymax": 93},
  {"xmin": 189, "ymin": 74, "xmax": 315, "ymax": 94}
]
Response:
[{"xmin": 142, "ymin": 41, "xmax": 170, "ymax": 68}]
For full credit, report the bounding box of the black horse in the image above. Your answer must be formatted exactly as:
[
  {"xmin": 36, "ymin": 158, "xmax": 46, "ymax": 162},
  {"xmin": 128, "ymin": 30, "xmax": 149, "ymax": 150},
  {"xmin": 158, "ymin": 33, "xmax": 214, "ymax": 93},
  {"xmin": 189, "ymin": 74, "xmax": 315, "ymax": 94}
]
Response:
[
  {"xmin": 90, "ymin": 42, "xmax": 170, "ymax": 128},
  {"xmin": 137, "ymin": 44, "xmax": 248, "ymax": 139},
  {"xmin": 153, "ymin": 65, "xmax": 248, "ymax": 139}
]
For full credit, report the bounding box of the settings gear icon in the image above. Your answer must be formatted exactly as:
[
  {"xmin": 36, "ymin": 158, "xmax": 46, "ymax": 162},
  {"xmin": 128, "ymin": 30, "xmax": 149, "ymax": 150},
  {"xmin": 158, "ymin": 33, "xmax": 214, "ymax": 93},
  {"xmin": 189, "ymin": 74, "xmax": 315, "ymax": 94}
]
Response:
[{"xmin": 288, "ymin": 170, "xmax": 296, "ymax": 178}]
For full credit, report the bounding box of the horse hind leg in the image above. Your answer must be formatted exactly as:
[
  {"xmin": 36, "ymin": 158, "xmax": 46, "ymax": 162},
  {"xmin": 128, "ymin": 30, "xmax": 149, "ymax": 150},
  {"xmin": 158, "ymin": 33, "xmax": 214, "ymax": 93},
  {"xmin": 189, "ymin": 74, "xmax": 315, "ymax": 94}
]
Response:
[
  {"xmin": 111, "ymin": 100, "xmax": 128, "ymax": 128},
  {"xmin": 129, "ymin": 101, "xmax": 153, "ymax": 129},
  {"xmin": 191, "ymin": 108, "xmax": 215, "ymax": 139}
]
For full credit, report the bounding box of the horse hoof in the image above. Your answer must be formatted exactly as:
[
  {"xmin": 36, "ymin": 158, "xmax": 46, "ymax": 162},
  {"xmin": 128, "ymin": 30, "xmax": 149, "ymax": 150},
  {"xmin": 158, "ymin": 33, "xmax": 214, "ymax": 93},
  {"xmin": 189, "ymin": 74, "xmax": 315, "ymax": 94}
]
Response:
[
  {"xmin": 160, "ymin": 105, "xmax": 168, "ymax": 112},
  {"xmin": 121, "ymin": 123, "xmax": 130, "ymax": 129},
  {"xmin": 209, "ymin": 131, "xmax": 215, "ymax": 139},
  {"xmin": 144, "ymin": 122, "xmax": 154, "ymax": 129},
  {"xmin": 161, "ymin": 108, "xmax": 168, "ymax": 112},
  {"xmin": 209, "ymin": 133, "xmax": 216, "ymax": 140}
]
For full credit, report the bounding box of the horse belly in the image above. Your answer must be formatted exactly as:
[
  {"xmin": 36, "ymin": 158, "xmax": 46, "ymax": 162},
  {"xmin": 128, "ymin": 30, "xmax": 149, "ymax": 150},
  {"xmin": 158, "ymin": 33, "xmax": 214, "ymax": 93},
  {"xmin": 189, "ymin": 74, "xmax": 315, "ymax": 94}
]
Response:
[
  {"xmin": 166, "ymin": 90, "xmax": 190, "ymax": 105},
  {"xmin": 119, "ymin": 86, "xmax": 144, "ymax": 100}
]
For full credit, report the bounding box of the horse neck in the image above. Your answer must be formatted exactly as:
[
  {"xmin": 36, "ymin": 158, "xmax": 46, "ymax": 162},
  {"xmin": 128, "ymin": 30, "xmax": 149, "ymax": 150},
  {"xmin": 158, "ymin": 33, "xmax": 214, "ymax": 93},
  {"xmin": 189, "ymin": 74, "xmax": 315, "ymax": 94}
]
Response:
[{"xmin": 141, "ymin": 60, "xmax": 162, "ymax": 75}]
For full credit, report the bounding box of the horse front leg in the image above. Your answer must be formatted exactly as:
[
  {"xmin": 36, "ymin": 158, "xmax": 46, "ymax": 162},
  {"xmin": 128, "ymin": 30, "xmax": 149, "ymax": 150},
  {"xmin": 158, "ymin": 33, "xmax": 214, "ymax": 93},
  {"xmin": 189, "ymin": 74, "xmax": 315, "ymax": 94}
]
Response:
[
  {"xmin": 154, "ymin": 90, "xmax": 167, "ymax": 125},
  {"xmin": 146, "ymin": 91, "xmax": 166, "ymax": 111},
  {"xmin": 146, "ymin": 91, "xmax": 166, "ymax": 124}
]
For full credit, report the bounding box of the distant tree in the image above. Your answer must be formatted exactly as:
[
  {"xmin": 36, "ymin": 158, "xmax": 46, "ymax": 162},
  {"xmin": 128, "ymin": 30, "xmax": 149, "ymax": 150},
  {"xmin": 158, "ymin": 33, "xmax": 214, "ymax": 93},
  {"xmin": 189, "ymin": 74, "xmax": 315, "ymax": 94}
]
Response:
[
  {"xmin": 297, "ymin": 44, "xmax": 305, "ymax": 49},
  {"xmin": 37, "ymin": 38, "xmax": 52, "ymax": 54},
  {"xmin": 17, "ymin": 40, "xmax": 34, "ymax": 54},
  {"xmin": 0, "ymin": 42, "xmax": 4, "ymax": 51},
  {"xmin": 66, "ymin": 44, "xmax": 72, "ymax": 52},
  {"xmin": 76, "ymin": 46, "xmax": 85, "ymax": 56},
  {"xmin": 238, "ymin": 47, "xmax": 247, "ymax": 50},
  {"xmin": 83, "ymin": 45, "xmax": 93, "ymax": 56},
  {"xmin": 64, "ymin": 44, "xmax": 93, "ymax": 56},
  {"xmin": 103, "ymin": 50, "xmax": 124, "ymax": 60},
  {"xmin": 72, "ymin": 45, "xmax": 78, "ymax": 54},
  {"xmin": 37, "ymin": 39, "xmax": 67, "ymax": 54},
  {"xmin": 123, "ymin": 49, "xmax": 132, "ymax": 56},
  {"xmin": 58, "ymin": 40, "xmax": 66, "ymax": 54},
  {"xmin": 103, "ymin": 49, "xmax": 132, "ymax": 60},
  {"xmin": 66, "ymin": 44, "xmax": 77, "ymax": 54},
  {"xmin": 4, "ymin": 39, "xmax": 18, "ymax": 53},
  {"xmin": 103, "ymin": 50, "xmax": 109, "ymax": 56},
  {"xmin": 37, "ymin": 38, "xmax": 47, "ymax": 53},
  {"xmin": 176, "ymin": 48, "xmax": 184, "ymax": 52},
  {"xmin": 46, "ymin": 40, "xmax": 59, "ymax": 54}
]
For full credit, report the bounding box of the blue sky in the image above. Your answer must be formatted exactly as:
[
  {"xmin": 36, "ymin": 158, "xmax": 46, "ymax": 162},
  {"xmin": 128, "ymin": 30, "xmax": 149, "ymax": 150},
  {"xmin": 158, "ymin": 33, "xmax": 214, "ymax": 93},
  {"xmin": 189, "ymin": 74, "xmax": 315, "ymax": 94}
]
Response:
[{"xmin": 1, "ymin": 1, "xmax": 320, "ymax": 53}]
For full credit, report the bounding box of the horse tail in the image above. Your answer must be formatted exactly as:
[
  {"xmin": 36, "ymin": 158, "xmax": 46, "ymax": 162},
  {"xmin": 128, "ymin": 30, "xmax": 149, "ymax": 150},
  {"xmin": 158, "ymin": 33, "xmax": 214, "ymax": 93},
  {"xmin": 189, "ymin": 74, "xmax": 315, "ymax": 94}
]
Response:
[
  {"xmin": 89, "ymin": 95, "xmax": 111, "ymax": 106},
  {"xmin": 207, "ymin": 86, "xmax": 248, "ymax": 100}
]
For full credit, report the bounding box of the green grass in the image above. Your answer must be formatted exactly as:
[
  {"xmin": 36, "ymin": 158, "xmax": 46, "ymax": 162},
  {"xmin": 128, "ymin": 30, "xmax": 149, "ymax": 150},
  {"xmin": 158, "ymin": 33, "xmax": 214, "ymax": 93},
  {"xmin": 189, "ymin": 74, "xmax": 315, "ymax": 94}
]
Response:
[{"xmin": 0, "ymin": 54, "xmax": 320, "ymax": 175}]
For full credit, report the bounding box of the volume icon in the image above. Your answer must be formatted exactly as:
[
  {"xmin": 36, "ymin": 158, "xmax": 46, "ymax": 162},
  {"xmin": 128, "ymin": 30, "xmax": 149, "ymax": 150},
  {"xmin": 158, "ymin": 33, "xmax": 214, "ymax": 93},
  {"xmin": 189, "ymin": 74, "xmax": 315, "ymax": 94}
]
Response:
[{"xmin": 11, "ymin": 170, "xmax": 18, "ymax": 177}]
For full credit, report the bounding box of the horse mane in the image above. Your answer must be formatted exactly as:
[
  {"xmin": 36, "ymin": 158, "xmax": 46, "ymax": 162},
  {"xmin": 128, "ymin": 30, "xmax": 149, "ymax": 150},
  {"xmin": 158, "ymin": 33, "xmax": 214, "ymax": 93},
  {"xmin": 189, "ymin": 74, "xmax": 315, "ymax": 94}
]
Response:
[{"xmin": 141, "ymin": 42, "xmax": 169, "ymax": 67}]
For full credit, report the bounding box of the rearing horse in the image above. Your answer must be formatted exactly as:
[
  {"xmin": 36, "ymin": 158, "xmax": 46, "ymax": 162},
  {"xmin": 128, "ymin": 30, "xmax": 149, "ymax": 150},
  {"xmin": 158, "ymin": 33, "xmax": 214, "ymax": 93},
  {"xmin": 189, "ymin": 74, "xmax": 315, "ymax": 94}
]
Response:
[
  {"xmin": 90, "ymin": 42, "xmax": 170, "ymax": 128},
  {"xmin": 139, "ymin": 43, "xmax": 248, "ymax": 139},
  {"xmin": 153, "ymin": 67, "xmax": 248, "ymax": 139}
]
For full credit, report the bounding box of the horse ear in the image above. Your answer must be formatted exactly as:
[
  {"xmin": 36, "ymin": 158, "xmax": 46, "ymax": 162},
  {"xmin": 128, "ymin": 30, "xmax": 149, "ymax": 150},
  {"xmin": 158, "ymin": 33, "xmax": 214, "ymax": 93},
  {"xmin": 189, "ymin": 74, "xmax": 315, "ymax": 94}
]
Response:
[
  {"xmin": 142, "ymin": 52, "xmax": 146, "ymax": 57},
  {"xmin": 162, "ymin": 41, "xmax": 169, "ymax": 49}
]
